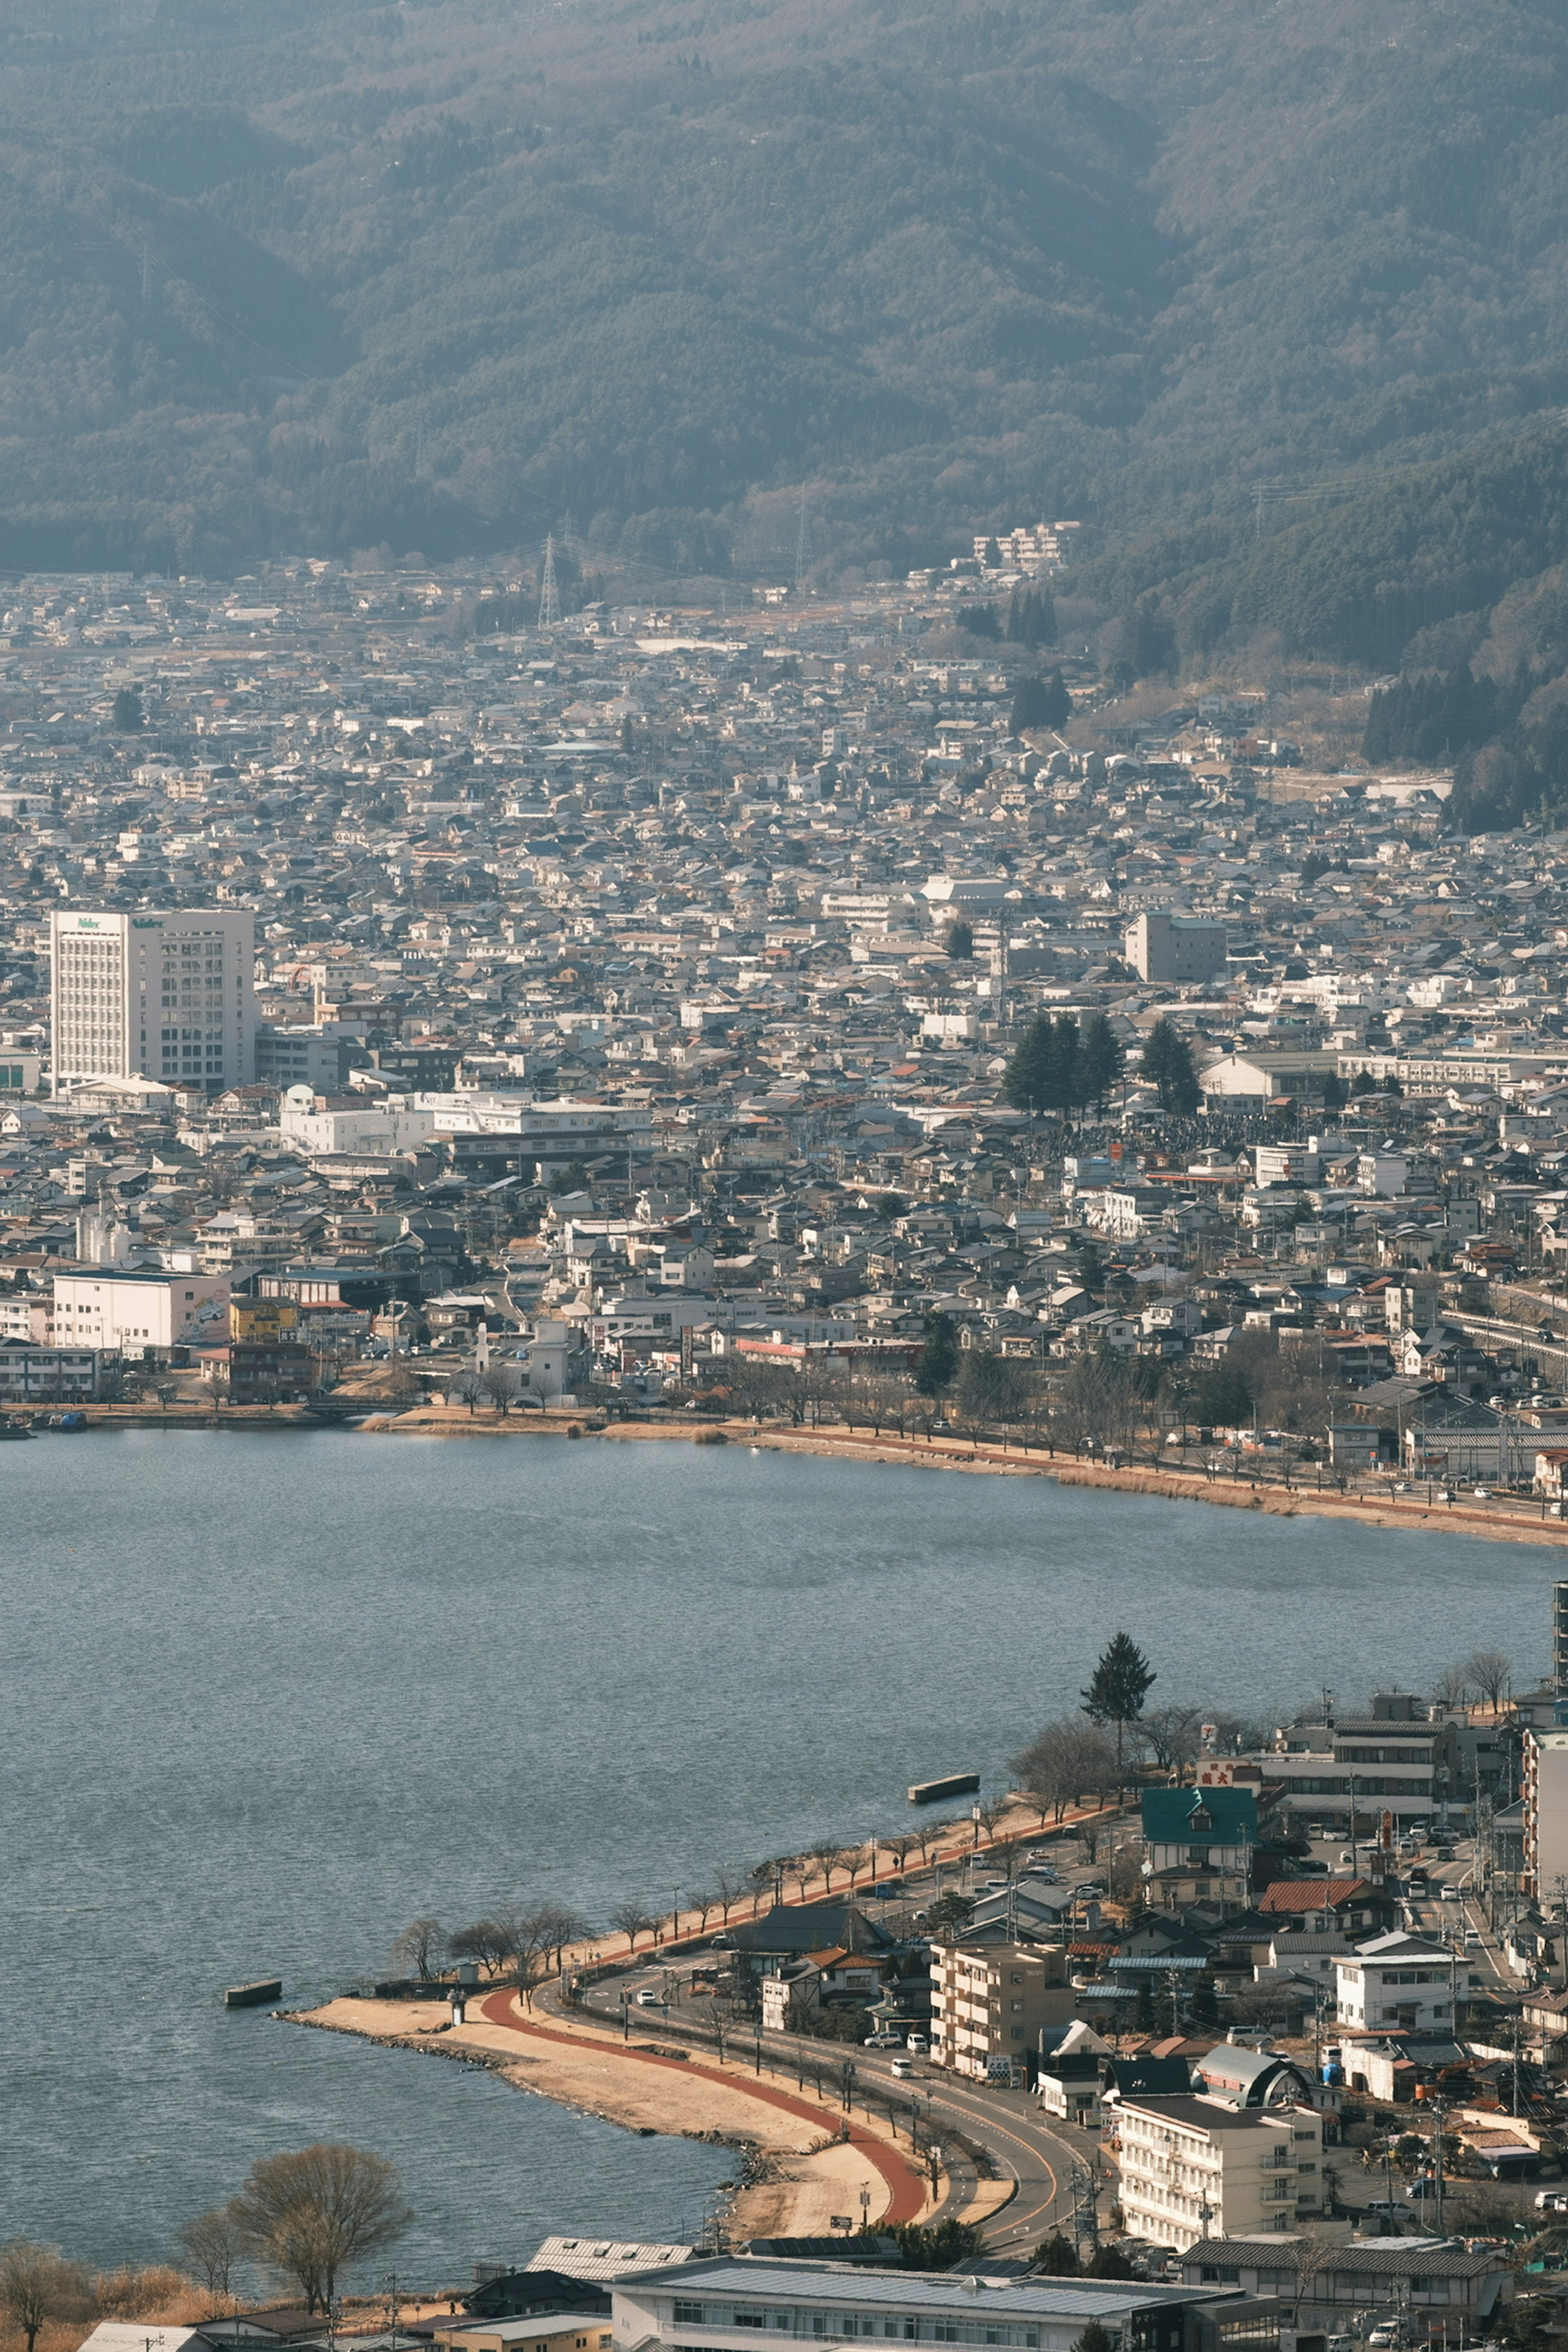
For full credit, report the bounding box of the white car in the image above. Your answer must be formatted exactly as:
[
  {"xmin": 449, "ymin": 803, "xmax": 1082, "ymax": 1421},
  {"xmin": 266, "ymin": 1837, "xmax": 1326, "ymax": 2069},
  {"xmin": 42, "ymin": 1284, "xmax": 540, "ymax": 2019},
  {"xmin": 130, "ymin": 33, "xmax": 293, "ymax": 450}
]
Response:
[
  {"xmin": 890, "ymin": 2055, "xmax": 916, "ymax": 2079},
  {"xmin": 906, "ymin": 2033, "xmax": 930, "ymax": 2052},
  {"xmin": 1440, "ymin": 1883, "xmax": 1461, "ymax": 1901},
  {"xmin": 634, "ymin": 1987, "xmax": 662, "ymax": 2006}
]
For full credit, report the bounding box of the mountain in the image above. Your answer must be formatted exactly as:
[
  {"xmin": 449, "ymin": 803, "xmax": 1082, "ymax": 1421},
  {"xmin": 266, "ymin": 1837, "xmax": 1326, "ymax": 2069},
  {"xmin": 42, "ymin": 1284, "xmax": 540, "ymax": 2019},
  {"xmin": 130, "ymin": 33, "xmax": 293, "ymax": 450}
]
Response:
[{"xmin": 4, "ymin": 0, "xmax": 1568, "ymax": 599}]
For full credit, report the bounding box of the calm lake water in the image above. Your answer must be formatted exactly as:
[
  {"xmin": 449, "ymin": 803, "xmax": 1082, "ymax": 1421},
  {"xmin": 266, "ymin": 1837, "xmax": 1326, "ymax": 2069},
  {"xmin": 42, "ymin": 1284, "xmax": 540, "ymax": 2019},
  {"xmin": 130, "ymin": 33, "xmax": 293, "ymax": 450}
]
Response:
[{"xmin": 1, "ymin": 1430, "xmax": 1557, "ymax": 2280}]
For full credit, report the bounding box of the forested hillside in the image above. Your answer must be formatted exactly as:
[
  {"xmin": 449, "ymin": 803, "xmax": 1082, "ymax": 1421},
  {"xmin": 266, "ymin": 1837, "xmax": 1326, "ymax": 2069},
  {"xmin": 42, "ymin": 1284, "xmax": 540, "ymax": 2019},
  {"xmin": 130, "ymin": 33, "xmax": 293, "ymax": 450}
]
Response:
[{"xmin": 6, "ymin": 0, "xmax": 1568, "ymax": 599}]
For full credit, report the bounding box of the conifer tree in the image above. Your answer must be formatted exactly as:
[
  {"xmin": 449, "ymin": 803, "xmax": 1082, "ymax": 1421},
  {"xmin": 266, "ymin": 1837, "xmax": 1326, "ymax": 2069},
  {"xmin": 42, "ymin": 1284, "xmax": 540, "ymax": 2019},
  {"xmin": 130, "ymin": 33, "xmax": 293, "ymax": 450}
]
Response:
[{"xmin": 1081, "ymin": 1631, "xmax": 1156, "ymax": 1773}]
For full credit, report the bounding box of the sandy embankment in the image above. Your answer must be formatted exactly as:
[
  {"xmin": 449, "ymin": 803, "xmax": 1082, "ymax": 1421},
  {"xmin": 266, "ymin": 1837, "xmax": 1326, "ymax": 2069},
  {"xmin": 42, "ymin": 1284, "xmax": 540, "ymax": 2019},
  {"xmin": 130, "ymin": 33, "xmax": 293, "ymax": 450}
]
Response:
[
  {"xmin": 294, "ymin": 1996, "xmax": 934, "ymax": 2241},
  {"xmin": 345, "ymin": 1404, "xmax": 1568, "ymax": 1548}
]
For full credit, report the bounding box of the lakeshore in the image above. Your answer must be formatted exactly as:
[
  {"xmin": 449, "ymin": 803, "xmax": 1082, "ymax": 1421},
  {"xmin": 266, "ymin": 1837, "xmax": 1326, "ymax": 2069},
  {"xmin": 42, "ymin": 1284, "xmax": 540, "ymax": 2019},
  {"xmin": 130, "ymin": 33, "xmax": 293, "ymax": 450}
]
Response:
[
  {"xmin": 291, "ymin": 1991, "xmax": 948, "ymax": 2243},
  {"xmin": 42, "ymin": 1400, "xmax": 1568, "ymax": 1548}
]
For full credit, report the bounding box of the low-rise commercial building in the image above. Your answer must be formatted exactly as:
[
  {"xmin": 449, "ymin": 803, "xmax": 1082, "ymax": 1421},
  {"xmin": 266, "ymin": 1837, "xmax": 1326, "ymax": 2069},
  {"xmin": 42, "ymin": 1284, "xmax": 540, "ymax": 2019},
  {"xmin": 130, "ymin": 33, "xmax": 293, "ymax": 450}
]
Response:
[{"xmin": 612, "ymin": 2257, "xmax": 1226, "ymax": 2352}]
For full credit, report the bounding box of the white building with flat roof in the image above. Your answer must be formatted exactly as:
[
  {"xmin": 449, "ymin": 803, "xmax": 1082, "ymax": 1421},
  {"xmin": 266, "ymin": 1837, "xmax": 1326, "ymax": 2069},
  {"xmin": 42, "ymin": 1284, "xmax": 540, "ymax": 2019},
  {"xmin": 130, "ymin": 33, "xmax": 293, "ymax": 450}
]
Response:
[
  {"xmin": 51, "ymin": 908, "xmax": 255, "ymax": 1094},
  {"xmin": 51, "ymin": 1271, "xmax": 230, "ymax": 1360}
]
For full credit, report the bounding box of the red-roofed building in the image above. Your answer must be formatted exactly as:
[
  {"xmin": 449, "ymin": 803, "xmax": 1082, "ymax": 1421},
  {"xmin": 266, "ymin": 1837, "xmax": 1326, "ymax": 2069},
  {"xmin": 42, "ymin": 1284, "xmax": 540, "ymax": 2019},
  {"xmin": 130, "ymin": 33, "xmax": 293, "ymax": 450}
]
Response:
[{"xmin": 1258, "ymin": 1878, "xmax": 1394, "ymax": 1935}]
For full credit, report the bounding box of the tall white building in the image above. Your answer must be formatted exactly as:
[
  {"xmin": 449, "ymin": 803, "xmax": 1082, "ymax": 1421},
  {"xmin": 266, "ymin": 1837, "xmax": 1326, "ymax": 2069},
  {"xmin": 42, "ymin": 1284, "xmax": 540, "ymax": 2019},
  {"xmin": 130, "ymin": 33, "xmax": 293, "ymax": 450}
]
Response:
[{"xmin": 51, "ymin": 910, "xmax": 255, "ymax": 1094}]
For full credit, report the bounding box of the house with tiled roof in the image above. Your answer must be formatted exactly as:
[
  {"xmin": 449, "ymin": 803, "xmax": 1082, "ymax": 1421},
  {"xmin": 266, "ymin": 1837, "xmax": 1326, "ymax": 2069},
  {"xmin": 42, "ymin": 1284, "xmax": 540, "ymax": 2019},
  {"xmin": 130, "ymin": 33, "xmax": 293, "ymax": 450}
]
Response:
[{"xmin": 1258, "ymin": 1877, "xmax": 1394, "ymax": 1935}]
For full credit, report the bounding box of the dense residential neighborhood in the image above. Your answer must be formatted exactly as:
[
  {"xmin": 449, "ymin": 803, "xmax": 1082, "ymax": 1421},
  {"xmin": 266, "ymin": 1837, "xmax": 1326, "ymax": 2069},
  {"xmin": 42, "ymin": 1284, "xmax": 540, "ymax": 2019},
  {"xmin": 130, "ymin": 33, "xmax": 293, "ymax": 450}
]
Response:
[{"xmin": 0, "ymin": 559, "xmax": 1563, "ymax": 1478}]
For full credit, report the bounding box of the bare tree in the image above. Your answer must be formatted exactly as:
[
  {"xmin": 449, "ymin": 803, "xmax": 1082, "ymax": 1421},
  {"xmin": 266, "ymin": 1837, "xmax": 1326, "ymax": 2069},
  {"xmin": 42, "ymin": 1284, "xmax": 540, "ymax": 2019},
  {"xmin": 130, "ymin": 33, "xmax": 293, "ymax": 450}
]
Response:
[
  {"xmin": 973, "ymin": 1795, "xmax": 1012, "ymax": 1851},
  {"xmin": 712, "ymin": 1870, "xmax": 747, "ymax": 1924},
  {"xmin": 0, "ymin": 2243, "xmax": 89, "ymax": 2352},
  {"xmin": 1138, "ymin": 1703, "xmax": 1205, "ymax": 1781},
  {"xmin": 1431, "ymin": 1662, "xmax": 1471, "ymax": 1711},
  {"xmin": 448, "ymin": 1917, "xmax": 516, "ymax": 1975},
  {"xmin": 688, "ymin": 1889, "xmax": 720, "ymax": 1931},
  {"xmin": 608, "ymin": 1899, "xmax": 656, "ymax": 1949},
  {"xmin": 227, "ymin": 2144, "xmax": 413, "ymax": 2314},
  {"xmin": 1012, "ymin": 1719, "xmax": 1116, "ymax": 1822},
  {"xmin": 1464, "ymin": 1648, "xmax": 1514, "ymax": 1712},
  {"xmin": 880, "ymin": 1834, "xmax": 918, "ymax": 1878},
  {"xmin": 447, "ymin": 1372, "xmax": 485, "ymax": 1416},
  {"xmin": 1289, "ymin": 2232, "xmax": 1340, "ymax": 2325},
  {"xmin": 177, "ymin": 2210, "xmax": 243, "ymax": 2305},
  {"xmin": 809, "ymin": 1840, "xmax": 849, "ymax": 1891},
  {"xmin": 479, "ymin": 1364, "xmax": 524, "ymax": 1416},
  {"xmin": 389, "ymin": 1917, "xmax": 445, "ymax": 1979}
]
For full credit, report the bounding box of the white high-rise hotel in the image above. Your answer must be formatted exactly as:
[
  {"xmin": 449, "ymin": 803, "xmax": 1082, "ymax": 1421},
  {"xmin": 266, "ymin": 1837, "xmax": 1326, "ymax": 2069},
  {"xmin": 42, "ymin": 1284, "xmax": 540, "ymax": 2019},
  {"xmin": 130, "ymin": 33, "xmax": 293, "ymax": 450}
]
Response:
[{"xmin": 50, "ymin": 909, "xmax": 256, "ymax": 1094}]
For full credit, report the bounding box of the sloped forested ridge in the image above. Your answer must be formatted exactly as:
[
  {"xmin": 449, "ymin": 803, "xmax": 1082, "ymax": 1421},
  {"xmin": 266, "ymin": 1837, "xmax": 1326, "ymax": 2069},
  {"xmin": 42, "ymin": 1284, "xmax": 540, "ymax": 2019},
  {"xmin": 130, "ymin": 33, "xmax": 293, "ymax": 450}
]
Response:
[{"xmin": 5, "ymin": 0, "xmax": 1568, "ymax": 591}]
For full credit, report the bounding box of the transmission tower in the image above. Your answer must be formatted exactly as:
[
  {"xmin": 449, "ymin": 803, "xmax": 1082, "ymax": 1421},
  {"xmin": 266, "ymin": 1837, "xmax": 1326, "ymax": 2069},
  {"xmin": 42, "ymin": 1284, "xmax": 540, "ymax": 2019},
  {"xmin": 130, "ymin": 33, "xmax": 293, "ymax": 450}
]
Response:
[{"xmin": 537, "ymin": 533, "xmax": 561, "ymax": 629}]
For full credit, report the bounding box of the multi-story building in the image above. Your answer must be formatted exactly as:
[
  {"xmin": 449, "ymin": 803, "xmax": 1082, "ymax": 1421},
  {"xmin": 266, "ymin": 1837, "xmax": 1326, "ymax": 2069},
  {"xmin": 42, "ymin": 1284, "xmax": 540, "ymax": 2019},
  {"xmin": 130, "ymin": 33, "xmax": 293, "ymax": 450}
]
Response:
[
  {"xmin": 0, "ymin": 1342, "xmax": 112, "ymax": 1401},
  {"xmin": 1333, "ymin": 1931, "xmax": 1457, "ymax": 2031},
  {"xmin": 613, "ymin": 2255, "xmax": 1222, "ymax": 2352},
  {"xmin": 51, "ymin": 908, "xmax": 255, "ymax": 1094},
  {"xmin": 931, "ymin": 1940, "xmax": 1074, "ymax": 2077},
  {"xmin": 51, "ymin": 1270, "xmax": 230, "ymax": 1361},
  {"xmin": 1114, "ymin": 2093, "xmax": 1324, "ymax": 2251},
  {"xmin": 1523, "ymin": 1726, "xmax": 1568, "ymax": 1900},
  {"xmin": 1251, "ymin": 1693, "xmax": 1458, "ymax": 1829},
  {"xmin": 1125, "ymin": 911, "xmax": 1228, "ymax": 985}
]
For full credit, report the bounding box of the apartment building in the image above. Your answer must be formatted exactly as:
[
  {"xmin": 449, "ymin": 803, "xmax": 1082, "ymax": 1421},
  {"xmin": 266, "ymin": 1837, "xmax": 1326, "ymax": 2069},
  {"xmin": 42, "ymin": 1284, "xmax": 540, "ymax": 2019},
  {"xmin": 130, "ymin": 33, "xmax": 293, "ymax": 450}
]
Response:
[
  {"xmin": 51, "ymin": 908, "xmax": 255, "ymax": 1093},
  {"xmin": 1523, "ymin": 1727, "xmax": 1568, "ymax": 1900},
  {"xmin": 1125, "ymin": 911, "xmax": 1228, "ymax": 985},
  {"xmin": 931, "ymin": 1940, "xmax": 1074, "ymax": 2078},
  {"xmin": 1115, "ymin": 2094, "xmax": 1324, "ymax": 2252}
]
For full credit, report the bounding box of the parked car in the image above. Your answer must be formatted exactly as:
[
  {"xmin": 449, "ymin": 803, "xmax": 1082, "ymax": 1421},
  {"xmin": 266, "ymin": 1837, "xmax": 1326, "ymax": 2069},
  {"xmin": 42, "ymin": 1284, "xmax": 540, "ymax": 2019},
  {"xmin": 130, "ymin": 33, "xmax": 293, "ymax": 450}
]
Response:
[
  {"xmin": 864, "ymin": 2032, "xmax": 902, "ymax": 2048},
  {"xmin": 1363, "ymin": 2200, "xmax": 1408, "ymax": 2218},
  {"xmin": 1026, "ymin": 1864, "xmax": 1059, "ymax": 1884},
  {"xmin": 1535, "ymin": 2190, "xmax": 1568, "ymax": 2212},
  {"xmin": 906, "ymin": 2033, "xmax": 930, "ymax": 2052}
]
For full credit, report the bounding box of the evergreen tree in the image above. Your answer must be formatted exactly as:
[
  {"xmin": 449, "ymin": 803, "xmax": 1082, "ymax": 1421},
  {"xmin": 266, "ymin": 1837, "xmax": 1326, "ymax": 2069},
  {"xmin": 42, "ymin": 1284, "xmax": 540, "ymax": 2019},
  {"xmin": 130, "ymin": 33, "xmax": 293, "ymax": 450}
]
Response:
[
  {"xmin": 1074, "ymin": 2323, "xmax": 1118, "ymax": 2352},
  {"xmin": 957, "ymin": 601, "xmax": 1001, "ymax": 638},
  {"xmin": 1005, "ymin": 1011, "xmax": 1085, "ymax": 1116},
  {"xmin": 1009, "ymin": 671, "xmax": 1071, "ymax": 734},
  {"xmin": 1139, "ymin": 1016, "xmax": 1200, "ymax": 1115},
  {"xmin": 915, "ymin": 1310, "xmax": 959, "ymax": 1396},
  {"xmin": 1033, "ymin": 2235, "xmax": 1080, "ymax": 2276},
  {"xmin": 1081, "ymin": 1630, "xmax": 1156, "ymax": 1773},
  {"xmin": 1006, "ymin": 585, "xmax": 1057, "ymax": 647},
  {"xmin": 945, "ymin": 916, "xmax": 974, "ymax": 959},
  {"xmin": 112, "ymin": 685, "xmax": 143, "ymax": 732},
  {"xmin": 1079, "ymin": 1011, "xmax": 1125, "ymax": 1109}
]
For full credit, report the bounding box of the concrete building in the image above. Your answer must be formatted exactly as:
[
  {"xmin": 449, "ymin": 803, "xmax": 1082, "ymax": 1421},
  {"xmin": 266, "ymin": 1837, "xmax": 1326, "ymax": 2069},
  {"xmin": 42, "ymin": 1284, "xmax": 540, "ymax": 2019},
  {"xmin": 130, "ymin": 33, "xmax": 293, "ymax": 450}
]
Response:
[
  {"xmin": 1523, "ymin": 1726, "xmax": 1568, "ymax": 1899},
  {"xmin": 51, "ymin": 908, "xmax": 255, "ymax": 1094},
  {"xmin": 1125, "ymin": 912, "xmax": 1228, "ymax": 985},
  {"xmin": 1333, "ymin": 1931, "xmax": 1457, "ymax": 2031},
  {"xmin": 1169, "ymin": 2240, "xmax": 1513, "ymax": 2335},
  {"xmin": 611, "ymin": 2256, "xmax": 1222, "ymax": 2352},
  {"xmin": 1114, "ymin": 2092, "xmax": 1325, "ymax": 2251},
  {"xmin": 51, "ymin": 1270, "xmax": 230, "ymax": 1360},
  {"xmin": 0, "ymin": 1342, "xmax": 112, "ymax": 1401},
  {"xmin": 931, "ymin": 1939, "xmax": 1074, "ymax": 2077}
]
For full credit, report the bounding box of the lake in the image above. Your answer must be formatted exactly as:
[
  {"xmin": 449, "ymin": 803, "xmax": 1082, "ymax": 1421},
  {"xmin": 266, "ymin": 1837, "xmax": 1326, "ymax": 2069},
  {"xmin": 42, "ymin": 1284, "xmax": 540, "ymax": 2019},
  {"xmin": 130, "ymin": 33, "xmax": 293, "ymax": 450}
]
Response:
[{"xmin": 0, "ymin": 1430, "xmax": 1553, "ymax": 2279}]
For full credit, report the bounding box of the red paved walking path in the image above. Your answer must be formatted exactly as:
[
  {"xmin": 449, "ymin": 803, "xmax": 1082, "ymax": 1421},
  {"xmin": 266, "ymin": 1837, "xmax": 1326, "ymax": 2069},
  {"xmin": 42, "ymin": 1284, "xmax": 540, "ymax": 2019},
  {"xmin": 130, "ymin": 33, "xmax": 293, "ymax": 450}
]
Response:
[{"xmin": 477, "ymin": 1988, "xmax": 928, "ymax": 2221}]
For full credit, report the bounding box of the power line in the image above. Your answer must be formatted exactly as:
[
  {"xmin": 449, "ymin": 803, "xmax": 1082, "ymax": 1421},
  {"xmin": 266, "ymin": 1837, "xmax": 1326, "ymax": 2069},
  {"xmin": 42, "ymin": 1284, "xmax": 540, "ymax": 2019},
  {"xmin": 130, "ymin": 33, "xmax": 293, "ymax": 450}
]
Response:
[{"xmin": 537, "ymin": 532, "xmax": 561, "ymax": 629}]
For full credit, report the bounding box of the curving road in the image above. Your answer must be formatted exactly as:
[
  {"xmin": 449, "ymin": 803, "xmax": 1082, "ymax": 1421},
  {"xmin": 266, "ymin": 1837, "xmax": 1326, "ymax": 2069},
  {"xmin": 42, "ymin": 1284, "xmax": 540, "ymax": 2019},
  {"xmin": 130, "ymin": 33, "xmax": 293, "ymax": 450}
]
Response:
[{"xmin": 561, "ymin": 1968, "xmax": 1094, "ymax": 2251}]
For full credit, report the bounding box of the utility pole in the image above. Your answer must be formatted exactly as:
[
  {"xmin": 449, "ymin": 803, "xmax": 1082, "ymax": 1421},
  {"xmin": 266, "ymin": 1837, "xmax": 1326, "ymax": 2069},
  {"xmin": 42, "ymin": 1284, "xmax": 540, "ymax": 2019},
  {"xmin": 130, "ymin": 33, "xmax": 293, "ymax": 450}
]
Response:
[{"xmin": 795, "ymin": 490, "xmax": 809, "ymax": 593}]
